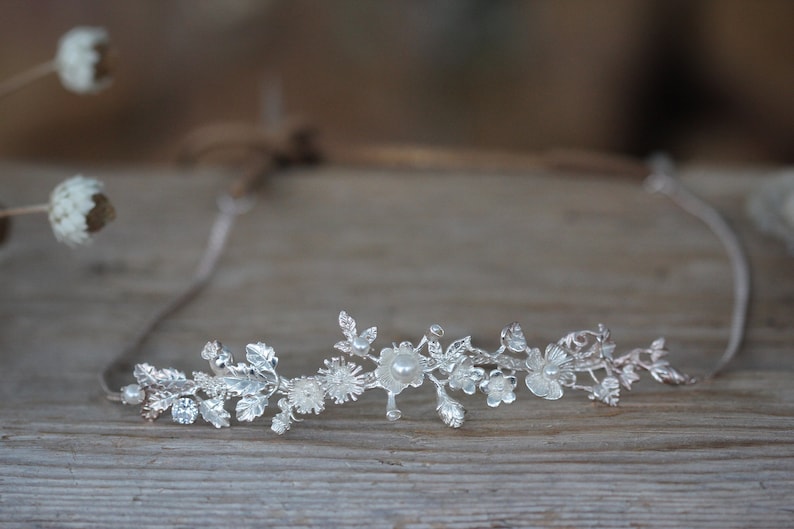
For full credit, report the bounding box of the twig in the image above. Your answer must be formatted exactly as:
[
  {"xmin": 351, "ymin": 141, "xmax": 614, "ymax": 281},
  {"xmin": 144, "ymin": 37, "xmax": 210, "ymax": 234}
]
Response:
[{"xmin": 0, "ymin": 61, "xmax": 55, "ymax": 100}]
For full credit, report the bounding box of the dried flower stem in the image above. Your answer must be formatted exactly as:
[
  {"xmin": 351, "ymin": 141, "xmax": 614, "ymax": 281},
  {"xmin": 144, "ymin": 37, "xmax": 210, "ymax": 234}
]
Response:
[
  {"xmin": 0, "ymin": 203, "xmax": 49, "ymax": 218},
  {"xmin": 0, "ymin": 61, "xmax": 56, "ymax": 100}
]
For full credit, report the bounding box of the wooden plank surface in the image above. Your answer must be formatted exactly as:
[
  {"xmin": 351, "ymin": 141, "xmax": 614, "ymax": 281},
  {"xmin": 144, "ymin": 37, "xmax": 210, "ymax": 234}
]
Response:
[{"xmin": 1, "ymin": 161, "xmax": 792, "ymax": 528}]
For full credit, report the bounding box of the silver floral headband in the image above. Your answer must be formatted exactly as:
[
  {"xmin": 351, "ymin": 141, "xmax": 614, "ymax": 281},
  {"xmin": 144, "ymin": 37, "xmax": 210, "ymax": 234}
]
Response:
[{"xmin": 107, "ymin": 156, "xmax": 750, "ymax": 434}]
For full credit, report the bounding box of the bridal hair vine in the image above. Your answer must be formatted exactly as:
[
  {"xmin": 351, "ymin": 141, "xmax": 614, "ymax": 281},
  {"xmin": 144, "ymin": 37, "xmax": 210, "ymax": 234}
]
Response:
[{"xmin": 105, "ymin": 144, "xmax": 750, "ymax": 435}]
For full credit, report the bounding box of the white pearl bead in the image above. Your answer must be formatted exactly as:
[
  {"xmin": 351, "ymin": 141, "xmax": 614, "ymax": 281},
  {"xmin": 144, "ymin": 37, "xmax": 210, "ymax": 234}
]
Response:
[
  {"xmin": 352, "ymin": 336, "xmax": 370, "ymax": 355},
  {"xmin": 543, "ymin": 364, "xmax": 559, "ymax": 378},
  {"xmin": 390, "ymin": 352, "xmax": 420, "ymax": 383},
  {"xmin": 121, "ymin": 384, "xmax": 145, "ymax": 405}
]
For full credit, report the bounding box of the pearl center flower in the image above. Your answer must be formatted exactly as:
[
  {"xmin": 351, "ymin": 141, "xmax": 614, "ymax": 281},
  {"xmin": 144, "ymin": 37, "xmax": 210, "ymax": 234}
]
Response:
[{"xmin": 390, "ymin": 351, "xmax": 421, "ymax": 383}]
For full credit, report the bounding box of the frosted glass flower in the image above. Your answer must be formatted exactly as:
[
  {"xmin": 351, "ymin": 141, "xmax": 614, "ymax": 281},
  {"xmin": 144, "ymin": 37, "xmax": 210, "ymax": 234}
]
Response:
[
  {"xmin": 525, "ymin": 344, "xmax": 575, "ymax": 400},
  {"xmin": 479, "ymin": 369, "xmax": 517, "ymax": 407},
  {"xmin": 374, "ymin": 342, "xmax": 425, "ymax": 395},
  {"xmin": 287, "ymin": 377, "xmax": 325, "ymax": 415},
  {"xmin": 55, "ymin": 27, "xmax": 112, "ymax": 94},
  {"xmin": 318, "ymin": 357, "xmax": 365, "ymax": 404},
  {"xmin": 48, "ymin": 175, "xmax": 115, "ymax": 247}
]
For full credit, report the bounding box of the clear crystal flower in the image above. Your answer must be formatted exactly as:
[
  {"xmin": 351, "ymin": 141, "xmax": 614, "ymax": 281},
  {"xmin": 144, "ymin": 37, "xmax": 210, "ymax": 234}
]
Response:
[
  {"xmin": 318, "ymin": 357, "xmax": 365, "ymax": 404},
  {"xmin": 374, "ymin": 342, "xmax": 425, "ymax": 395},
  {"xmin": 55, "ymin": 26, "xmax": 112, "ymax": 94},
  {"xmin": 287, "ymin": 377, "xmax": 325, "ymax": 414},
  {"xmin": 479, "ymin": 369, "xmax": 517, "ymax": 407},
  {"xmin": 171, "ymin": 397, "xmax": 199, "ymax": 425},
  {"xmin": 525, "ymin": 344, "xmax": 575, "ymax": 400},
  {"xmin": 448, "ymin": 358, "xmax": 485, "ymax": 395},
  {"xmin": 48, "ymin": 175, "xmax": 115, "ymax": 247}
]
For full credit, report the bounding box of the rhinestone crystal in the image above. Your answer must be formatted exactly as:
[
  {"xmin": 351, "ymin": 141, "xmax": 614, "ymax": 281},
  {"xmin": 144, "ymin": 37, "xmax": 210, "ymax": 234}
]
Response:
[{"xmin": 171, "ymin": 397, "xmax": 199, "ymax": 425}]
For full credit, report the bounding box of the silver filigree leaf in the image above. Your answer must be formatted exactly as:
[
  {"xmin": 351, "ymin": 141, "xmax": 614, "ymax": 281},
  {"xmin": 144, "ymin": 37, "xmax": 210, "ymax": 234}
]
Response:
[
  {"xmin": 650, "ymin": 337, "xmax": 668, "ymax": 361},
  {"xmin": 616, "ymin": 364, "xmax": 640, "ymax": 390},
  {"xmin": 589, "ymin": 376, "xmax": 621, "ymax": 406},
  {"xmin": 338, "ymin": 310, "xmax": 357, "ymax": 341},
  {"xmin": 334, "ymin": 340, "xmax": 352, "ymax": 353},
  {"xmin": 141, "ymin": 390, "xmax": 178, "ymax": 420},
  {"xmin": 648, "ymin": 361, "xmax": 692, "ymax": 385},
  {"xmin": 501, "ymin": 322, "xmax": 527, "ymax": 353},
  {"xmin": 435, "ymin": 387, "xmax": 465, "ymax": 428},
  {"xmin": 245, "ymin": 342, "xmax": 279, "ymax": 374},
  {"xmin": 199, "ymin": 397, "xmax": 230, "ymax": 428},
  {"xmin": 361, "ymin": 326, "xmax": 377, "ymax": 343},
  {"xmin": 134, "ymin": 363, "xmax": 192, "ymax": 392},
  {"xmin": 223, "ymin": 376, "xmax": 271, "ymax": 397},
  {"xmin": 236, "ymin": 394, "xmax": 269, "ymax": 422}
]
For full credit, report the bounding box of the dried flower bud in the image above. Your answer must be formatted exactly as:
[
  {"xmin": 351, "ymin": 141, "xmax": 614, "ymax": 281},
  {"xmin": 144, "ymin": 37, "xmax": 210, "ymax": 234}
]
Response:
[
  {"xmin": 55, "ymin": 27, "xmax": 113, "ymax": 94},
  {"xmin": 49, "ymin": 176, "xmax": 115, "ymax": 247}
]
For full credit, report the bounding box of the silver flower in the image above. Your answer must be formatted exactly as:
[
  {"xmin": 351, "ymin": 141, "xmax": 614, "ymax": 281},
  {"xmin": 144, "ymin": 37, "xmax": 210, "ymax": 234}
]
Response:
[
  {"xmin": 525, "ymin": 344, "xmax": 575, "ymax": 400},
  {"xmin": 479, "ymin": 369, "xmax": 517, "ymax": 407},
  {"xmin": 287, "ymin": 377, "xmax": 325, "ymax": 415},
  {"xmin": 448, "ymin": 358, "xmax": 485, "ymax": 395},
  {"xmin": 374, "ymin": 342, "xmax": 425, "ymax": 395},
  {"xmin": 318, "ymin": 357, "xmax": 365, "ymax": 404},
  {"xmin": 589, "ymin": 376, "xmax": 620, "ymax": 406}
]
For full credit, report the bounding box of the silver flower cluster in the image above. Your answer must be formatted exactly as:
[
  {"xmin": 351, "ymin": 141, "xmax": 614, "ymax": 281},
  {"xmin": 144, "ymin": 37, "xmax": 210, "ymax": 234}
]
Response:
[{"xmin": 119, "ymin": 311, "xmax": 694, "ymax": 434}]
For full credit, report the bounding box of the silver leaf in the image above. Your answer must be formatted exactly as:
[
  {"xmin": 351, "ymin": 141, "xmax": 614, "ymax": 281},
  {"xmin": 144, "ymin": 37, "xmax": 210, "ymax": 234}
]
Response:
[
  {"xmin": 334, "ymin": 340, "xmax": 352, "ymax": 353},
  {"xmin": 435, "ymin": 387, "xmax": 465, "ymax": 428},
  {"xmin": 360, "ymin": 326, "xmax": 377, "ymax": 343},
  {"xmin": 236, "ymin": 394, "xmax": 269, "ymax": 422},
  {"xmin": 338, "ymin": 310, "xmax": 357, "ymax": 341},
  {"xmin": 446, "ymin": 336, "xmax": 472, "ymax": 357},
  {"xmin": 649, "ymin": 362, "xmax": 693, "ymax": 385},
  {"xmin": 223, "ymin": 376, "xmax": 271, "ymax": 397},
  {"xmin": 134, "ymin": 363, "xmax": 186, "ymax": 389},
  {"xmin": 141, "ymin": 390, "xmax": 178, "ymax": 420},
  {"xmin": 245, "ymin": 342, "xmax": 278, "ymax": 373},
  {"xmin": 199, "ymin": 397, "xmax": 230, "ymax": 428},
  {"xmin": 616, "ymin": 364, "xmax": 640, "ymax": 390},
  {"xmin": 501, "ymin": 322, "xmax": 527, "ymax": 353}
]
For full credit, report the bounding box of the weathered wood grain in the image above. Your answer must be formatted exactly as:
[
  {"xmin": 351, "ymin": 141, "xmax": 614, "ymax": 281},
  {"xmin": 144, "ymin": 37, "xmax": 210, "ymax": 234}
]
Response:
[{"xmin": 0, "ymin": 161, "xmax": 792, "ymax": 528}]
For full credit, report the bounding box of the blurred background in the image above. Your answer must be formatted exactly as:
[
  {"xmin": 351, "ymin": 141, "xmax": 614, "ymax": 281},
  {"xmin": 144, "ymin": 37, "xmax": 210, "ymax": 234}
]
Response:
[{"xmin": 0, "ymin": 0, "xmax": 792, "ymax": 165}]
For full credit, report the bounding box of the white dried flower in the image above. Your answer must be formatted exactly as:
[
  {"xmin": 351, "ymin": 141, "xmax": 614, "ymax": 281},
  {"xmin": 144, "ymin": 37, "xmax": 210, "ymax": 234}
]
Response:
[
  {"xmin": 49, "ymin": 175, "xmax": 115, "ymax": 247},
  {"xmin": 55, "ymin": 27, "xmax": 112, "ymax": 94}
]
